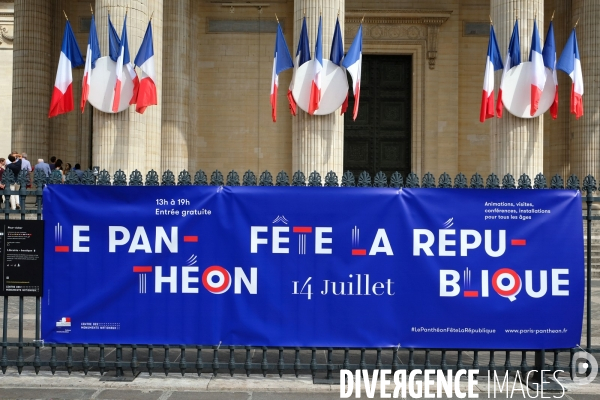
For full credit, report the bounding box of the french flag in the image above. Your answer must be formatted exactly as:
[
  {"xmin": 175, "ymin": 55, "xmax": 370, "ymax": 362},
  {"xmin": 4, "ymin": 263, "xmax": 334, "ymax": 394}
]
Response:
[
  {"xmin": 479, "ymin": 24, "xmax": 503, "ymax": 122},
  {"xmin": 134, "ymin": 20, "xmax": 157, "ymax": 114},
  {"xmin": 81, "ymin": 14, "xmax": 100, "ymax": 113},
  {"xmin": 112, "ymin": 13, "xmax": 134, "ymax": 112},
  {"xmin": 542, "ymin": 20, "xmax": 558, "ymax": 119},
  {"xmin": 270, "ymin": 22, "xmax": 293, "ymax": 122},
  {"xmin": 342, "ymin": 24, "xmax": 363, "ymax": 121},
  {"xmin": 529, "ymin": 20, "xmax": 546, "ymax": 116},
  {"xmin": 48, "ymin": 21, "xmax": 84, "ymax": 118},
  {"xmin": 308, "ymin": 16, "xmax": 323, "ymax": 115},
  {"xmin": 330, "ymin": 16, "xmax": 344, "ymax": 66},
  {"xmin": 497, "ymin": 19, "xmax": 520, "ymax": 118},
  {"xmin": 557, "ymin": 28, "xmax": 584, "ymax": 119},
  {"xmin": 108, "ymin": 13, "xmax": 120, "ymax": 61},
  {"xmin": 329, "ymin": 17, "xmax": 347, "ymax": 115},
  {"xmin": 287, "ymin": 17, "xmax": 310, "ymax": 116}
]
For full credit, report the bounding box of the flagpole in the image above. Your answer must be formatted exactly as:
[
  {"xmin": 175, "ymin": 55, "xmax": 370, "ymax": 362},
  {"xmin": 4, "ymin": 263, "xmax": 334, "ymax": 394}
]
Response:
[
  {"xmin": 551, "ymin": 10, "xmax": 555, "ymax": 21},
  {"xmin": 275, "ymin": 13, "xmax": 279, "ymax": 23},
  {"xmin": 90, "ymin": 4, "xmax": 93, "ymax": 15},
  {"xmin": 574, "ymin": 17, "xmax": 579, "ymax": 28},
  {"xmin": 63, "ymin": 10, "xmax": 68, "ymax": 20}
]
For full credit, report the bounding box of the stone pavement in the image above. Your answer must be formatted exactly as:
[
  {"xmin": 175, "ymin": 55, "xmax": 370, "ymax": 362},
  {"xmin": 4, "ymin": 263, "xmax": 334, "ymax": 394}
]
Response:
[{"xmin": 0, "ymin": 369, "xmax": 600, "ymax": 399}]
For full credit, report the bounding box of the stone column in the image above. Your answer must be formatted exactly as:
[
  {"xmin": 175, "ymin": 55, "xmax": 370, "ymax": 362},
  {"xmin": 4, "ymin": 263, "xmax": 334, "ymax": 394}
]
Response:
[
  {"xmin": 11, "ymin": 0, "xmax": 52, "ymax": 162},
  {"xmin": 570, "ymin": 1, "xmax": 600, "ymax": 181},
  {"xmin": 543, "ymin": 0, "xmax": 571, "ymax": 179},
  {"xmin": 93, "ymin": 0, "xmax": 163, "ymax": 175},
  {"xmin": 292, "ymin": 0, "xmax": 344, "ymax": 180},
  {"xmin": 161, "ymin": 0, "xmax": 190, "ymax": 173},
  {"xmin": 491, "ymin": 0, "xmax": 544, "ymax": 179}
]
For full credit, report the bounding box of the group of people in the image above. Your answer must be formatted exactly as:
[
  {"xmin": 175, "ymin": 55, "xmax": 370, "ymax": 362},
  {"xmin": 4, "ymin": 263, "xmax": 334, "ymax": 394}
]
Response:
[
  {"xmin": 36, "ymin": 156, "xmax": 85, "ymax": 181},
  {"xmin": 0, "ymin": 151, "xmax": 84, "ymax": 210}
]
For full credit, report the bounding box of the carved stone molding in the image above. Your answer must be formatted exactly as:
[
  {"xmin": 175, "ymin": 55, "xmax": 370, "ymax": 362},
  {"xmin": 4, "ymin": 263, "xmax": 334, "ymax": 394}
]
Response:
[
  {"xmin": 346, "ymin": 9, "xmax": 452, "ymax": 69},
  {"xmin": 0, "ymin": 24, "xmax": 12, "ymax": 47}
]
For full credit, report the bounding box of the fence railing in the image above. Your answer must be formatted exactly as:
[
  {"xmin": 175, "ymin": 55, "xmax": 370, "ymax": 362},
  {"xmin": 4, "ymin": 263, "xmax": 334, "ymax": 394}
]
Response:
[{"xmin": 0, "ymin": 168, "xmax": 597, "ymax": 380}]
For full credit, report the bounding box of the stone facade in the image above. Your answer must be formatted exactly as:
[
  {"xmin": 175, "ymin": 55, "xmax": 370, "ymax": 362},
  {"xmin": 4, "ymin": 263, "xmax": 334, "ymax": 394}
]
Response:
[
  {"xmin": 0, "ymin": 1, "xmax": 12, "ymax": 157},
  {"xmin": 4, "ymin": 0, "xmax": 600, "ymax": 181}
]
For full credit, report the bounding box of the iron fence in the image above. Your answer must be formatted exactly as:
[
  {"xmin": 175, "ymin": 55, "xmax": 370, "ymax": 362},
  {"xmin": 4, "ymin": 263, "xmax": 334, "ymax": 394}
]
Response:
[{"xmin": 0, "ymin": 167, "xmax": 597, "ymax": 381}]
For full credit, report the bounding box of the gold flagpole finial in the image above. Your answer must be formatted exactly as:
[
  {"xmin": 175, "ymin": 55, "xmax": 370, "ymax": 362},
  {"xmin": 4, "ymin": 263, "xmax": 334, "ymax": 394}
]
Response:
[
  {"xmin": 63, "ymin": 10, "xmax": 68, "ymax": 20},
  {"xmin": 150, "ymin": 11, "xmax": 154, "ymax": 21},
  {"xmin": 90, "ymin": 3, "xmax": 93, "ymax": 14},
  {"xmin": 337, "ymin": 8, "xmax": 340, "ymax": 18},
  {"xmin": 551, "ymin": 10, "xmax": 555, "ymax": 21},
  {"xmin": 489, "ymin": 14, "xmax": 493, "ymax": 25},
  {"xmin": 574, "ymin": 17, "xmax": 580, "ymax": 28},
  {"xmin": 361, "ymin": 14, "xmax": 365, "ymax": 24},
  {"xmin": 275, "ymin": 13, "xmax": 279, "ymax": 23}
]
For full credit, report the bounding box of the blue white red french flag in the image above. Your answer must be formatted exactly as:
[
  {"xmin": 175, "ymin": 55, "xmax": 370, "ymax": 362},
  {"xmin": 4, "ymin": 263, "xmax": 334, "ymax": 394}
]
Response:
[
  {"xmin": 529, "ymin": 20, "xmax": 546, "ymax": 116},
  {"xmin": 497, "ymin": 19, "xmax": 520, "ymax": 118},
  {"xmin": 542, "ymin": 20, "xmax": 558, "ymax": 119},
  {"xmin": 556, "ymin": 28, "xmax": 583, "ymax": 119},
  {"xmin": 342, "ymin": 24, "xmax": 363, "ymax": 121},
  {"xmin": 108, "ymin": 13, "xmax": 120, "ymax": 62},
  {"xmin": 330, "ymin": 16, "xmax": 344, "ymax": 66},
  {"xmin": 81, "ymin": 14, "xmax": 100, "ymax": 113},
  {"xmin": 112, "ymin": 14, "xmax": 137, "ymax": 113},
  {"xmin": 270, "ymin": 23, "xmax": 293, "ymax": 122},
  {"xmin": 479, "ymin": 24, "xmax": 503, "ymax": 122},
  {"xmin": 134, "ymin": 20, "xmax": 157, "ymax": 114},
  {"xmin": 287, "ymin": 17, "xmax": 310, "ymax": 116},
  {"xmin": 308, "ymin": 16, "xmax": 324, "ymax": 115},
  {"xmin": 329, "ymin": 17, "xmax": 348, "ymax": 115},
  {"xmin": 48, "ymin": 21, "xmax": 84, "ymax": 118}
]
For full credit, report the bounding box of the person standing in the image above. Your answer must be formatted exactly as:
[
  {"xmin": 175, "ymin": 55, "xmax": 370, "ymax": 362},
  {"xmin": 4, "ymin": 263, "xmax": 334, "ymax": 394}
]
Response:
[
  {"xmin": 53, "ymin": 159, "xmax": 64, "ymax": 183},
  {"xmin": 0, "ymin": 158, "xmax": 5, "ymax": 207},
  {"xmin": 63, "ymin": 163, "xmax": 72, "ymax": 177},
  {"xmin": 73, "ymin": 163, "xmax": 84, "ymax": 179},
  {"xmin": 36, "ymin": 159, "xmax": 51, "ymax": 178},
  {"xmin": 20, "ymin": 153, "xmax": 32, "ymax": 173},
  {"xmin": 20, "ymin": 152, "xmax": 32, "ymax": 188},
  {"xmin": 6, "ymin": 155, "xmax": 22, "ymax": 210},
  {"xmin": 48, "ymin": 156, "xmax": 57, "ymax": 171}
]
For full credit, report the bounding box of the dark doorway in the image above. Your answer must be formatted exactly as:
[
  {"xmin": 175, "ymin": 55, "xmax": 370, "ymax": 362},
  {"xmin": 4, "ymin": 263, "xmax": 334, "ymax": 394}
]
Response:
[{"xmin": 343, "ymin": 55, "xmax": 412, "ymax": 180}]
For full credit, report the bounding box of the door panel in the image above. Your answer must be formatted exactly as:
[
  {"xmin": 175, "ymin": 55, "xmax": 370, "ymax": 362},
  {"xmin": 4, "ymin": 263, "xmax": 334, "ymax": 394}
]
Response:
[{"xmin": 344, "ymin": 55, "xmax": 412, "ymax": 181}]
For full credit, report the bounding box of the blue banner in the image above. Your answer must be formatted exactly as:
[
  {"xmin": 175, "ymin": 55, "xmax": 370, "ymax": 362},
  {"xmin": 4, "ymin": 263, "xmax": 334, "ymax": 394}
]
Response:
[{"xmin": 42, "ymin": 186, "xmax": 583, "ymax": 349}]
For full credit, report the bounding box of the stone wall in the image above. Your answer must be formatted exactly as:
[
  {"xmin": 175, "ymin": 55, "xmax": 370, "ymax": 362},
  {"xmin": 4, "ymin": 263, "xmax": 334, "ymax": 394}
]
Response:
[
  {"xmin": 7, "ymin": 0, "xmax": 592, "ymax": 180},
  {"xmin": 189, "ymin": 1, "xmax": 295, "ymax": 175},
  {"xmin": 0, "ymin": 1, "xmax": 12, "ymax": 159}
]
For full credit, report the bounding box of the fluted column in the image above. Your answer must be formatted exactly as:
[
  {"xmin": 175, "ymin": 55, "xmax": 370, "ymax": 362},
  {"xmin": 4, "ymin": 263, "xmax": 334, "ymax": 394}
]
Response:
[
  {"xmin": 292, "ymin": 0, "xmax": 344, "ymax": 179},
  {"xmin": 543, "ymin": 0, "xmax": 571, "ymax": 178},
  {"xmin": 491, "ymin": 0, "xmax": 544, "ymax": 179},
  {"xmin": 11, "ymin": 0, "xmax": 52, "ymax": 161},
  {"xmin": 93, "ymin": 0, "xmax": 163, "ymax": 175},
  {"xmin": 570, "ymin": 1, "xmax": 599, "ymax": 181},
  {"xmin": 161, "ymin": 0, "xmax": 190, "ymax": 173}
]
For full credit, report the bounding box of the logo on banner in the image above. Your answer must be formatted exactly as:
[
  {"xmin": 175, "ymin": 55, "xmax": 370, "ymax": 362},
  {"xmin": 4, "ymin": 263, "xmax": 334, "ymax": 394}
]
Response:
[{"xmin": 56, "ymin": 317, "xmax": 71, "ymax": 333}]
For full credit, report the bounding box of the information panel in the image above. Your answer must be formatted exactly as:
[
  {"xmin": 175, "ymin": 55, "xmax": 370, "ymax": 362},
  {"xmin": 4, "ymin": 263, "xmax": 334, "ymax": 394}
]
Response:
[
  {"xmin": 42, "ymin": 186, "xmax": 583, "ymax": 349},
  {"xmin": 0, "ymin": 220, "xmax": 44, "ymax": 296}
]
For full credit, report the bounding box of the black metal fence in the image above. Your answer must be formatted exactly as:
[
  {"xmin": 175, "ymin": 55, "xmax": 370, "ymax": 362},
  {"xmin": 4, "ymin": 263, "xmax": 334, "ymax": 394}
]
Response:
[{"xmin": 0, "ymin": 167, "xmax": 597, "ymax": 380}]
